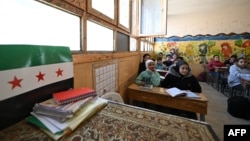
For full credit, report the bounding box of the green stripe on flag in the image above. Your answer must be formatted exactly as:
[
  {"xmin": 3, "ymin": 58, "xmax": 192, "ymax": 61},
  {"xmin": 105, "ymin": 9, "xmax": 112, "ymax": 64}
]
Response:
[{"xmin": 0, "ymin": 45, "xmax": 72, "ymax": 71}]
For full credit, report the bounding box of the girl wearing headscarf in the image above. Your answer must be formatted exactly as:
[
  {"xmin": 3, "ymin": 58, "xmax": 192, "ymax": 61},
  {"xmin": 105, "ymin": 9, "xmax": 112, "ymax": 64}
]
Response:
[
  {"xmin": 161, "ymin": 60, "xmax": 202, "ymax": 120},
  {"xmin": 161, "ymin": 60, "xmax": 201, "ymax": 92},
  {"xmin": 137, "ymin": 53, "xmax": 151, "ymax": 75},
  {"xmin": 136, "ymin": 59, "xmax": 161, "ymax": 87}
]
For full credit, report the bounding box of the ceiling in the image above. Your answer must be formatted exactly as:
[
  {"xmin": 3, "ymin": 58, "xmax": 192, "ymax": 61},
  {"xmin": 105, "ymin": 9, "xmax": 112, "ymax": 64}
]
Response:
[{"xmin": 168, "ymin": 0, "xmax": 249, "ymax": 15}]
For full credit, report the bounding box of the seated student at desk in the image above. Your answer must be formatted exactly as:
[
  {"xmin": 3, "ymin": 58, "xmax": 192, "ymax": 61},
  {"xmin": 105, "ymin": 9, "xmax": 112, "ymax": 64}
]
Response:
[
  {"xmin": 228, "ymin": 57, "xmax": 250, "ymax": 93},
  {"xmin": 207, "ymin": 55, "xmax": 224, "ymax": 77},
  {"xmin": 156, "ymin": 57, "xmax": 168, "ymax": 70},
  {"xmin": 156, "ymin": 52, "xmax": 163, "ymax": 60},
  {"xmin": 138, "ymin": 53, "xmax": 151, "ymax": 75},
  {"xmin": 224, "ymin": 54, "xmax": 237, "ymax": 67},
  {"xmin": 136, "ymin": 59, "xmax": 161, "ymax": 87},
  {"xmin": 135, "ymin": 59, "xmax": 161, "ymax": 110},
  {"xmin": 161, "ymin": 60, "xmax": 202, "ymax": 119},
  {"xmin": 163, "ymin": 54, "xmax": 173, "ymax": 69}
]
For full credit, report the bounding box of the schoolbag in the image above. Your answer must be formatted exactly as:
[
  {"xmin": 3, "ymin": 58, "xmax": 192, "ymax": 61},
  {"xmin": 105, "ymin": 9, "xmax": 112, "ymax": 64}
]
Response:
[
  {"xmin": 197, "ymin": 72, "xmax": 207, "ymax": 82},
  {"xmin": 227, "ymin": 96, "xmax": 250, "ymax": 120}
]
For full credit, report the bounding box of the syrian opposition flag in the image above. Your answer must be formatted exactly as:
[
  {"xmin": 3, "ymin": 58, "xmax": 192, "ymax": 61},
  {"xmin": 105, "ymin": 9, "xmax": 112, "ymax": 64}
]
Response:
[{"xmin": 0, "ymin": 45, "xmax": 73, "ymax": 101}]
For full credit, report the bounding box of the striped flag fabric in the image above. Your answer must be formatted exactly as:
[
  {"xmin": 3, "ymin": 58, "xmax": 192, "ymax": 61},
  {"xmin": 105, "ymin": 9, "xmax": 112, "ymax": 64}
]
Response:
[{"xmin": 0, "ymin": 44, "xmax": 74, "ymax": 129}]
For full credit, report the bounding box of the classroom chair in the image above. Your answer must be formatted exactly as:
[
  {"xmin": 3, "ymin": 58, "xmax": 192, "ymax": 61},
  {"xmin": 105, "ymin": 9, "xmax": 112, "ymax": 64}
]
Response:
[
  {"xmin": 101, "ymin": 92, "xmax": 124, "ymax": 103},
  {"xmin": 228, "ymin": 87, "xmax": 244, "ymax": 97}
]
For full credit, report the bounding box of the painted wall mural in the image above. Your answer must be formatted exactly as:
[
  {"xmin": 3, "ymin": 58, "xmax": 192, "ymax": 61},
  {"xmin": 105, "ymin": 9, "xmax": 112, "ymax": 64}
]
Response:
[{"xmin": 154, "ymin": 33, "xmax": 250, "ymax": 64}]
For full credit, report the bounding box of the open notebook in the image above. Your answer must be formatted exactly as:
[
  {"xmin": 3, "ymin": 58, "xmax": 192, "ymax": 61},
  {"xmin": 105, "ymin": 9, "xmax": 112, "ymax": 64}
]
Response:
[{"xmin": 165, "ymin": 87, "xmax": 200, "ymax": 98}]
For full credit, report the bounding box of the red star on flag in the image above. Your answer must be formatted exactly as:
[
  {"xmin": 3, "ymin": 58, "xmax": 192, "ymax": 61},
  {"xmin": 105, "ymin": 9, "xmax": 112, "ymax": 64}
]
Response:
[
  {"xmin": 36, "ymin": 71, "xmax": 45, "ymax": 82},
  {"xmin": 56, "ymin": 68, "xmax": 63, "ymax": 77},
  {"xmin": 8, "ymin": 76, "xmax": 23, "ymax": 89}
]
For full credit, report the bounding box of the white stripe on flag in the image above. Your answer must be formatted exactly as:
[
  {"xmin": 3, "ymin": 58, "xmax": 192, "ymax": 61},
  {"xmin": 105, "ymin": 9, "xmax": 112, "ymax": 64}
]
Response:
[{"xmin": 0, "ymin": 62, "xmax": 73, "ymax": 101}]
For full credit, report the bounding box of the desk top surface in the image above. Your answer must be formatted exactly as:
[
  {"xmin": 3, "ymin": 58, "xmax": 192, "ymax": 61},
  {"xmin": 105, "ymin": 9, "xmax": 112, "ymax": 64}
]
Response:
[
  {"xmin": 128, "ymin": 83, "xmax": 208, "ymax": 102},
  {"xmin": 214, "ymin": 66, "xmax": 229, "ymax": 72},
  {"xmin": 0, "ymin": 102, "xmax": 218, "ymax": 141}
]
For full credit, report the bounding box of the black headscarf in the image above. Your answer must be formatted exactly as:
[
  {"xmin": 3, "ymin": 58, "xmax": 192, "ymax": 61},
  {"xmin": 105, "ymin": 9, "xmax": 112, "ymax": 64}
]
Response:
[{"xmin": 174, "ymin": 60, "xmax": 189, "ymax": 74}]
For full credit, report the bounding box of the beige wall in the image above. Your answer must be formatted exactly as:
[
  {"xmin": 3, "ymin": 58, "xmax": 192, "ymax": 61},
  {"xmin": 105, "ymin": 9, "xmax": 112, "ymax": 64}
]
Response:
[
  {"xmin": 162, "ymin": 2, "xmax": 250, "ymax": 76},
  {"xmin": 166, "ymin": 4, "xmax": 250, "ymax": 37},
  {"xmin": 73, "ymin": 52, "xmax": 154, "ymax": 103}
]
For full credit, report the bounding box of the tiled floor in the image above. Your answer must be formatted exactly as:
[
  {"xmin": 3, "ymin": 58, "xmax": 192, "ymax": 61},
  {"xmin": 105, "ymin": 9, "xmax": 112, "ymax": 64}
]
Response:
[{"xmin": 200, "ymin": 82, "xmax": 250, "ymax": 141}]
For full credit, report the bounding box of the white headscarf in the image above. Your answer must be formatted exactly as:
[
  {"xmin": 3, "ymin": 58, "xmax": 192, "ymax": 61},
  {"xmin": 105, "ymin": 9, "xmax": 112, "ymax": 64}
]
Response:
[{"xmin": 145, "ymin": 59, "xmax": 154, "ymax": 71}]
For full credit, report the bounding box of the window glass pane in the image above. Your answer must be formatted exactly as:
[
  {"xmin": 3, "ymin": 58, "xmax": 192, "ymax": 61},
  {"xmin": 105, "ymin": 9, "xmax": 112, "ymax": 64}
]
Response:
[
  {"xmin": 130, "ymin": 37, "xmax": 137, "ymax": 51},
  {"xmin": 0, "ymin": 0, "xmax": 81, "ymax": 51},
  {"xmin": 131, "ymin": 0, "xmax": 138, "ymax": 35},
  {"xmin": 140, "ymin": 41, "xmax": 144, "ymax": 51},
  {"xmin": 117, "ymin": 32, "xmax": 129, "ymax": 52},
  {"xmin": 150, "ymin": 44, "xmax": 153, "ymax": 51},
  {"xmin": 92, "ymin": 0, "xmax": 114, "ymax": 19},
  {"xmin": 145, "ymin": 42, "xmax": 149, "ymax": 51},
  {"xmin": 119, "ymin": 0, "xmax": 130, "ymax": 28},
  {"xmin": 87, "ymin": 21, "xmax": 113, "ymax": 51},
  {"xmin": 140, "ymin": 0, "xmax": 167, "ymax": 36}
]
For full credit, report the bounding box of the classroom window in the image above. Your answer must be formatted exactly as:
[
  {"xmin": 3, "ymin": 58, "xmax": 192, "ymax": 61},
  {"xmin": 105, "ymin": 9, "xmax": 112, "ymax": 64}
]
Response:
[
  {"xmin": 130, "ymin": 0, "xmax": 138, "ymax": 36},
  {"xmin": 140, "ymin": 40, "xmax": 145, "ymax": 51},
  {"xmin": 117, "ymin": 32, "xmax": 129, "ymax": 52},
  {"xmin": 130, "ymin": 37, "xmax": 137, "ymax": 51},
  {"xmin": 88, "ymin": 0, "xmax": 117, "ymax": 25},
  {"xmin": 118, "ymin": 0, "xmax": 130, "ymax": 30},
  {"xmin": 87, "ymin": 20, "xmax": 114, "ymax": 51},
  {"xmin": 92, "ymin": 0, "xmax": 115, "ymax": 19},
  {"xmin": 139, "ymin": 0, "xmax": 167, "ymax": 36},
  {"xmin": 0, "ymin": 0, "xmax": 81, "ymax": 51}
]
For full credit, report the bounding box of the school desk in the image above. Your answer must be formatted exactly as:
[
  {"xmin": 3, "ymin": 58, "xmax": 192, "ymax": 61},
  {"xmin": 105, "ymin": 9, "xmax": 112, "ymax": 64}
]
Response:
[
  {"xmin": 214, "ymin": 66, "xmax": 229, "ymax": 90},
  {"xmin": 127, "ymin": 83, "xmax": 208, "ymax": 121}
]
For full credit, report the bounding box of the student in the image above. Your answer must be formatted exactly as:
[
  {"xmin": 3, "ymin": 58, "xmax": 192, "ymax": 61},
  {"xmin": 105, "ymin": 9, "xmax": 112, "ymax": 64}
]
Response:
[
  {"xmin": 207, "ymin": 55, "xmax": 224, "ymax": 77},
  {"xmin": 169, "ymin": 48, "xmax": 178, "ymax": 59},
  {"xmin": 171, "ymin": 53, "xmax": 178, "ymax": 62},
  {"xmin": 156, "ymin": 57, "xmax": 168, "ymax": 70},
  {"xmin": 157, "ymin": 52, "xmax": 163, "ymax": 60},
  {"xmin": 161, "ymin": 60, "xmax": 201, "ymax": 92},
  {"xmin": 170, "ymin": 56, "xmax": 184, "ymax": 67},
  {"xmin": 228, "ymin": 57, "xmax": 250, "ymax": 92},
  {"xmin": 161, "ymin": 60, "xmax": 201, "ymax": 119},
  {"xmin": 163, "ymin": 54, "xmax": 173, "ymax": 68},
  {"xmin": 138, "ymin": 53, "xmax": 151, "ymax": 75},
  {"xmin": 224, "ymin": 54, "xmax": 237, "ymax": 67},
  {"xmin": 136, "ymin": 59, "xmax": 161, "ymax": 87},
  {"xmin": 135, "ymin": 59, "xmax": 161, "ymax": 110}
]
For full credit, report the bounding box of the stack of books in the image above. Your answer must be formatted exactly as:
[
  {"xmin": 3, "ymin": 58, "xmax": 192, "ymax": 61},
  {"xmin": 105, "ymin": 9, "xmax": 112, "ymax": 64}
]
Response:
[
  {"xmin": 26, "ymin": 87, "xmax": 108, "ymax": 140},
  {"xmin": 32, "ymin": 96, "xmax": 94, "ymax": 122}
]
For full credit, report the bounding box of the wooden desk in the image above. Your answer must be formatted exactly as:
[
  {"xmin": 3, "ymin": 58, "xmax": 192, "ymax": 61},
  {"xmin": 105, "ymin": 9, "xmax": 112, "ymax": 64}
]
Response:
[
  {"xmin": 127, "ymin": 83, "xmax": 208, "ymax": 121},
  {"xmin": 156, "ymin": 69, "xmax": 168, "ymax": 80},
  {"xmin": 156, "ymin": 69, "xmax": 168, "ymax": 76},
  {"xmin": 214, "ymin": 67, "xmax": 229, "ymax": 90},
  {"xmin": 214, "ymin": 66, "xmax": 228, "ymax": 72},
  {"xmin": 0, "ymin": 102, "xmax": 219, "ymax": 141}
]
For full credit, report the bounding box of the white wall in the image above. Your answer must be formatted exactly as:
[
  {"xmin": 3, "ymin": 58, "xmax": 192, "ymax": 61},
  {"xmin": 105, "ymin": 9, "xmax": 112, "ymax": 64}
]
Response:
[{"xmin": 166, "ymin": 4, "xmax": 250, "ymax": 37}]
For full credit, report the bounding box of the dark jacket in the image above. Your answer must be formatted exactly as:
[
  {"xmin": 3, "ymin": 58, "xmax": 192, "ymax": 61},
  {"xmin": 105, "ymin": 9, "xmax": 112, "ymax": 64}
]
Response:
[
  {"xmin": 224, "ymin": 59, "xmax": 234, "ymax": 66},
  {"xmin": 138, "ymin": 62, "xmax": 146, "ymax": 75},
  {"xmin": 161, "ymin": 65, "xmax": 202, "ymax": 93},
  {"xmin": 163, "ymin": 60, "xmax": 173, "ymax": 67}
]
